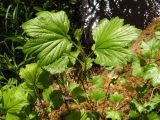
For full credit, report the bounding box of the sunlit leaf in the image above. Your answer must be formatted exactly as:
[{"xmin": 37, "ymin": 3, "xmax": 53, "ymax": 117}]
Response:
[
  {"xmin": 118, "ymin": 77, "xmax": 126, "ymax": 84},
  {"xmin": 0, "ymin": 75, "xmax": 5, "ymax": 80},
  {"xmin": 85, "ymin": 58, "xmax": 94, "ymax": 70},
  {"xmin": 92, "ymin": 17, "xmax": 139, "ymax": 66},
  {"xmin": 90, "ymin": 89, "xmax": 105, "ymax": 101},
  {"xmin": 19, "ymin": 63, "xmax": 51, "ymax": 89},
  {"xmin": 69, "ymin": 83, "xmax": 86, "ymax": 102},
  {"xmin": 141, "ymin": 38, "xmax": 160, "ymax": 58},
  {"xmin": 44, "ymin": 56, "xmax": 69, "ymax": 74},
  {"xmin": 65, "ymin": 110, "xmax": 90, "ymax": 120},
  {"xmin": 106, "ymin": 109, "xmax": 122, "ymax": 120},
  {"xmin": 2, "ymin": 87, "xmax": 29, "ymax": 114},
  {"xmin": 68, "ymin": 83, "xmax": 80, "ymax": 92},
  {"xmin": 131, "ymin": 58, "xmax": 143, "ymax": 77},
  {"xmin": 71, "ymin": 86, "xmax": 86, "ymax": 102},
  {"xmin": 42, "ymin": 86, "xmax": 53, "ymax": 103},
  {"xmin": 91, "ymin": 75, "xmax": 104, "ymax": 88},
  {"xmin": 22, "ymin": 11, "xmax": 72, "ymax": 66},
  {"xmin": 18, "ymin": 83, "xmax": 35, "ymax": 101},
  {"xmin": 109, "ymin": 92, "xmax": 123, "ymax": 104},
  {"xmin": 131, "ymin": 99, "xmax": 145, "ymax": 113},
  {"xmin": 147, "ymin": 112, "xmax": 160, "ymax": 120},
  {"xmin": 74, "ymin": 28, "xmax": 83, "ymax": 42},
  {"xmin": 29, "ymin": 112, "xmax": 38, "ymax": 120},
  {"xmin": 144, "ymin": 94, "xmax": 160, "ymax": 112},
  {"xmin": 6, "ymin": 113, "xmax": 20, "ymax": 120},
  {"xmin": 68, "ymin": 50, "xmax": 80, "ymax": 65},
  {"xmin": 129, "ymin": 110, "xmax": 140, "ymax": 118},
  {"xmin": 144, "ymin": 63, "xmax": 160, "ymax": 87}
]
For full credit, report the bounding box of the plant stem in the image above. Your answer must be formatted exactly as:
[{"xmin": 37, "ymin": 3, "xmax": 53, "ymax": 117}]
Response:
[
  {"xmin": 66, "ymin": 52, "xmax": 84, "ymax": 66},
  {"xmin": 101, "ymin": 79, "xmax": 112, "ymax": 115},
  {"xmin": 58, "ymin": 74, "xmax": 70, "ymax": 112},
  {"xmin": 33, "ymin": 86, "xmax": 49, "ymax": 120},
  {"xmin": 150, "ymin": 87, "xmax": 157, "ymax": 100},
  {"xmin": 71, "ymin": 40, "xmax": 86, "ymax": 56}
]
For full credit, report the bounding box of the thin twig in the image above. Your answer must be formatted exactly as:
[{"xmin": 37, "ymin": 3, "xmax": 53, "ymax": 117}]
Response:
[{"xmin": 150, "ymin": 88, "xmax": 156, "ymax": 100}]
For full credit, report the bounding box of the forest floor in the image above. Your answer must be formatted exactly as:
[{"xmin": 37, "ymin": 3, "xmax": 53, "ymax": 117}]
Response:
[
  {"xmin": 37, "ymin": 18, "xmax": 160, "ymax": 120},
  {"xmin": 48, "ymin": 64, "xmax": 155, "ymax": 120}
]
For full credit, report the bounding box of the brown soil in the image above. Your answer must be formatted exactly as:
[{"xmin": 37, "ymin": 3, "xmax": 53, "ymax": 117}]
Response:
[{"xmin": 48, "ymin": 64, "xmax": 154, "ymax": 120}]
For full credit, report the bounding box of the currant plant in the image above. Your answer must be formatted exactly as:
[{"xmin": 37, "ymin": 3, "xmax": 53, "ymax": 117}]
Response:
[
  {"xmin": 20, "ymin": 10, "xmax": 139, "ymax": 119},
  {"xmin": 1, "ymin": 10, "xmax": 160, "ymax": 120}
]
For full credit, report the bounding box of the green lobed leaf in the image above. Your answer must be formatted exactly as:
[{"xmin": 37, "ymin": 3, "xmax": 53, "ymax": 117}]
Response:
[
  {"xmin": 6, "ymin": 113, "xmax": 20, "ymax": 120},
  {"xmin": 49, "ymin": 90, "xmax": 64, "ymax": 109},
  {"xmin": 18, "ymin": 83, "xmax": 35, "ymax": 101},
  {"xmin": 144, "ymin": 63, "xmax": 160, "ymax": 87},
  {"xmin": 90, "ymin": 89, "xmax": 105, "ymax": 101},
  {"xmin": 155, "ymin": 31, "xmax": 160, "ymax": 41},
  {"xmin": 91, "ymin": 75, "xmax": 104, "ymax": 88},
  {"xmin": 71, "ymin": 87, "xmax": 86, "ymax": 102},
  {"xmin": 131, "ymin": 99, "xmax": 145, "ymax": 113},
  {"xmin": 43, "ymin": 56, "xmax": 69, "ymax": 74},
  {"xmin": 2, "ymin": 87, "xmax": 29, "ymax": 114},
  {"xmin": 131, "ymin": 57, "xmax": 144, "ymax": 77},
  {"xmin": 42, "ymin": 88, "xmax": 64, "ymax": 109},
  {"xmin": 19, "ymin": 63, "xmax": 51, "ymax": 89},
  {"xmin": 65, "ymin": 110, "xmax": 90, "ymax": 120},
  {"xmin": 144, "ymin": 94, "xmax": 160, "ymax": 112},
  {"xmin": 68, "ymin": 83, "xmax": 80, "ymax": 92},
  {"xmin": 0, "ymin": 75, "xmax": 5, "ymax": 80},
  {"xmin": 68, "ymin": 50, "xmax": 80, "ymax": 65},
  {"xmin": 92, "ymin": 17, "xmax": 140, "ymax": 67},
  {"xmin": 118, "ymin": 77, "xmax": 126, "ymax": 84},
  {"xmin": 129, "ymin": 110, "xmax": 140, "ymax": 118},
  {"xmin": 141, "ymin": 38, "xmax": 160, "ymax": 58},
  {"xmin": 147, "ymin": 112, "xmax": 160, "ymax": 120},
  {"xmin": 22, "ymin": 11, "xmax": 72, "ymax": 66},
  {"xmin": 109, "ymin": 92, "xmax": 124, "ymax": 104},
  {"xmin": 42, "ymin": 86, "xmax": 54, "ymax": 108},
  {"xmin": 28, "ymin": 112, "xmax": 38, "ymax": 120},
  {"xmin": 85, "ymin": 58, "xmax": 94, "ymax": 70},
  {"xmin": 74, "ymin": 28, "xmax": 83, "ymax": 42},
  {"xmin": 106, "ymin": 109, "xmax": 122, "ymax": 120}
]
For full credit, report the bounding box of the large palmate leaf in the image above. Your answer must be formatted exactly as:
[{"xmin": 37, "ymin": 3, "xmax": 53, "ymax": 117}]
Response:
[
  {"xmin": 19, "ymin": 63, "xmax": 51, "ymax": 89},
  {"xmin": 22, "ymin": 11, "xmax": 72, "ymax": 66},
  {"xmin": 144, "ymin": 63, "xmax": 160, "ymax": 87},
  {"xmin": 2, "ymin": 87, "xmax": 29, "ymax": 114},
  {"xmin": 141, "ymin": 38, "xmax": 160, "ymax": 58},
  {"xmin": 44, "ymin": 56, "xmax": 69, "ymax": 74},
  {"xmin": 92, "ymin": 17, "xmax": 139, "ymax": 66}
]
